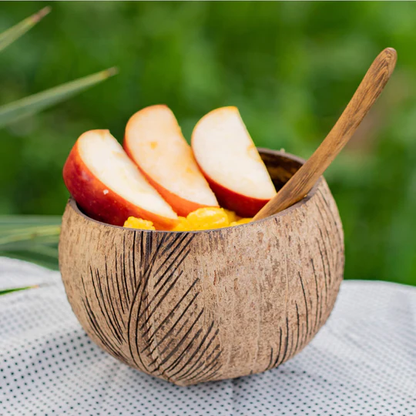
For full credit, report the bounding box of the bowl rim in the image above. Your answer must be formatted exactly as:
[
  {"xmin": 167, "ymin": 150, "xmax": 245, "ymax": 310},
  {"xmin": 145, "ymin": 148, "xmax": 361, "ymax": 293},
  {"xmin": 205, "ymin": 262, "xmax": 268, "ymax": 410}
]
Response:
[{"xmin": 66, "ymin": 149, "xmax": 323, "ymax": 234}]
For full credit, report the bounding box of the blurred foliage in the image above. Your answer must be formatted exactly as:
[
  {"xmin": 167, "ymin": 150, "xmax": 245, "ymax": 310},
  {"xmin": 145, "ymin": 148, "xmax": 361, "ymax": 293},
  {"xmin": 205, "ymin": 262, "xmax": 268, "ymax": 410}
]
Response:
[
  {"xmin": 0, "ymin": 6, "xmax": 117, "ymax": 276},
  {"xmin": 0, "ymin": 215, "xmax": 61, "ymax": 270},
  {"xmin": 1, "ymin": 2, "xmax": 416, "ymax": 285},
  {"xmin": 0, "ymin": 6, "xmax": 50, "ymax": 52},
  {"xmin": 0, "ymin": 66, "xmax": 117, "ymax": 128}
]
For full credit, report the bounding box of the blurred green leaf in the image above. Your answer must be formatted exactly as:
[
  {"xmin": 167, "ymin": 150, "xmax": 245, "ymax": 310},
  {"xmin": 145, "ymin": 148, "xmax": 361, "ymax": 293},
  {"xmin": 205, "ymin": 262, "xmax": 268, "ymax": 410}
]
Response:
[
  {"xmin": 0, "ymin": 250, "xmax": 59, "ymax": 270},
  {"xmin": 0, "ymin": 285, "xmax": 38, "ymax": 296},
  {"xmin": 0, "ymin": 68, "xmax": 118, "ymax": 128},
  {"xmin": 0, "ymin": 215, "xmax": 61, "ymax": 228},
  {"xmin": 0, "ymin": 216, "xmax": 60, "ymax": 269},
  {"xmin": 0, "ymin": 6, "xmax": 50, "ymax": 52}
]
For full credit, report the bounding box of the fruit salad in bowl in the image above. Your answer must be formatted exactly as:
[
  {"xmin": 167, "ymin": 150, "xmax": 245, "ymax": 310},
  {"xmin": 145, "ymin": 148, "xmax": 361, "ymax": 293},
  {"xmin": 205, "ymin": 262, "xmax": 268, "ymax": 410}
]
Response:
[{"xmin": 63, "ymin": 105, "xmax": 276, "ymax": 230}]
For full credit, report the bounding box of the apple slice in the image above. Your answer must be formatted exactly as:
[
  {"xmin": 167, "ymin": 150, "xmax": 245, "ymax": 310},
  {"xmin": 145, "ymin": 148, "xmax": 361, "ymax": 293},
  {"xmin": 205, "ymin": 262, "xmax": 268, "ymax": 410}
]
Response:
[
  {"xmin": 191, "ymin": 106, "xmax": 276, "ymax": 217},
  {"xmin": 63, "ymin": 129, "xmax": 179, "ymax": 229},
  {"xmin": 124, "ymin": 105, "xmax": 219, "ymax": 217}
]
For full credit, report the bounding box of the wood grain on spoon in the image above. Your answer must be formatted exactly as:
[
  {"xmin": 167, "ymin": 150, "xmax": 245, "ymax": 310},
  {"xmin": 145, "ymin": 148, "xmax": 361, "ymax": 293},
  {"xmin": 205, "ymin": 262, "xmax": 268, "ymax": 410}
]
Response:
[{"xmin": 254, "ymin": 47, "xmax": 397, "ymax": 221}]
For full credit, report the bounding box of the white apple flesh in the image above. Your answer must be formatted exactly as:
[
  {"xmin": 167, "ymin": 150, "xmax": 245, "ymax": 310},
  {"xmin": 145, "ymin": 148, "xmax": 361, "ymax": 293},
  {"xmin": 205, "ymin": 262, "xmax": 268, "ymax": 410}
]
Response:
[
  {"xmin": 124, "ymin": 105, "xmax": 219, "ymax": 216},
  {"xmin": 63, "ymin": 129, "xmax": 179, "ymax": 229},
  {"xmin": 192, "ymin": 106, "xmax": 276, "ymax": 217}
]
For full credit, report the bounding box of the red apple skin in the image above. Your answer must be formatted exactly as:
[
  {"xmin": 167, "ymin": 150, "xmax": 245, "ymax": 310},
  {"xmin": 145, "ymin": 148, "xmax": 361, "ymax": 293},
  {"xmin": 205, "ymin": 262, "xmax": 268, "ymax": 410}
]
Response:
[
  {"xmin": 63, "ymin": 140, "xmax": 179, "ymax": 230},
  {"xmin": 195, "ymin": 163, "xmax": 271, "ymax": 218},
  {"xmin": 123, "ymin": 141, "xmax": 210, "ymax": 217}
]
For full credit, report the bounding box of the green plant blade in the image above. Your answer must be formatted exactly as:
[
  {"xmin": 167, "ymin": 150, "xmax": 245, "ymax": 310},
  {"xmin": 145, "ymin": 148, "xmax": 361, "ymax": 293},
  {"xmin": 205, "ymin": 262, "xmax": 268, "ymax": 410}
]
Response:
[
  {"xmin": 0, "ymin": 7, "xmax": 51, "ymax": 53},
  {"xmin": 0, "ymin": 225, "xmax": 60, "ymax": 250},
  {"xmin": 0, "ymin": 216, "xmax": 61, "ymax": 269},
  {"xmin": 0, "ymin": 234, "xmax": 60, "ymax": 252},
  {"xmin": 0, "ymin": 215, "xmax": 61, "ymax": 229},
  {"xmin": 0, "ymin": 285, "xmax": 38, "ymax": 296},
  {"xmin": 0, "ymin": 67, "xmax": 118, "ymax": 128},
  {"xmin": 0, "ymin": 249, "xmax": 59, "ymax": 270},
  {"xmin": 0, "ymin": 215, "xmax": 61, "ymax": 237}
]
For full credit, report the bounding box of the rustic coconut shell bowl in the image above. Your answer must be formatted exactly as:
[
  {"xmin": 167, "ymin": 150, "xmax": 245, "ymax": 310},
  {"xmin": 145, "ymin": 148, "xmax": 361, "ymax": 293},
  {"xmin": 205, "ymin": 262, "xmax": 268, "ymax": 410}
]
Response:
[{"xmin": 59, "ymin": 149, "xmax": 344, "ymax": 386}]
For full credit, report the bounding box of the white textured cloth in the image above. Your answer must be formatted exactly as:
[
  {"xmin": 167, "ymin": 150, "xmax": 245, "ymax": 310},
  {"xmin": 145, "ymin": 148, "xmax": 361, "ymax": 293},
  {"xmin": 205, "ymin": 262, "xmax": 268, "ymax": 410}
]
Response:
[{"xmin": 0, "ymin": 257, "xmax": 415, "ymax": 416}]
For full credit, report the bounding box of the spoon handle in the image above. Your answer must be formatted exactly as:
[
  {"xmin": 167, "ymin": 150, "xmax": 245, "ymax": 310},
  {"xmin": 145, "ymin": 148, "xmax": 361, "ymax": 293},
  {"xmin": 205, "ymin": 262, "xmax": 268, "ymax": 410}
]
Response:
[{"xmin": 254, "ymin": 47, "xmax": 397, "ymax": 221}]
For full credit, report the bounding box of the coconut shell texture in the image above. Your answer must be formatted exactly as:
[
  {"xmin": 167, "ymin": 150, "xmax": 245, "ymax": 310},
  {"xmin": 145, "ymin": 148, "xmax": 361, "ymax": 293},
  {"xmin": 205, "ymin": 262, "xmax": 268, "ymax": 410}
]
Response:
[{"xmin": 59, "ymin": 150, "xmax": 344, "ymax": 386}]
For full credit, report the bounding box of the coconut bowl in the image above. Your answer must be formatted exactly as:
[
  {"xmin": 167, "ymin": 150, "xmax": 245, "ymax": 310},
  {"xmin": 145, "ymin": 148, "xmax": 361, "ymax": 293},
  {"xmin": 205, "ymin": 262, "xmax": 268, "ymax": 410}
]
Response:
[{"xmin": 59, "ymin": 148, "xmax": 344, "ymax": 386}]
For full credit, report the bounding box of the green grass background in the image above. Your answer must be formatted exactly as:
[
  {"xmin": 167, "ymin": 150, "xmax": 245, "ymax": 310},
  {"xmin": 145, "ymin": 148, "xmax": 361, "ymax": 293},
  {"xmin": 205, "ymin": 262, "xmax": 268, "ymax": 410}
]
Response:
[{"xmin": 1, "ymin": 2, "xmax": 416, "ymax": 285}]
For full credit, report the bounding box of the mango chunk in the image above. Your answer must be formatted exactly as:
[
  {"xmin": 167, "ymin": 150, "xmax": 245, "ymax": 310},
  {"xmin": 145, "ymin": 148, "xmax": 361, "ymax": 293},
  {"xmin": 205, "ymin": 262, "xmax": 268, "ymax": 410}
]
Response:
[
  {"xmin": 124, "ymin": 208, "xmax": 252, "ymax": 231},
  {"xmin": 224, "ymin": 209, "xmax": 238, "ymax": 223},
  {"xmin": 186, "ymin": 207, "xmax": 229, "ymax": 230},
  {"xmin": 124, "ymin": 217, "xmax": 156, "ymax": 230},
  {"xmin": 172, "ymin": 216, "xmax": 191, "ymax": 231},
  {"xmin": 230, "ymin": 218, "xmax": 252, "ymax": 227}
]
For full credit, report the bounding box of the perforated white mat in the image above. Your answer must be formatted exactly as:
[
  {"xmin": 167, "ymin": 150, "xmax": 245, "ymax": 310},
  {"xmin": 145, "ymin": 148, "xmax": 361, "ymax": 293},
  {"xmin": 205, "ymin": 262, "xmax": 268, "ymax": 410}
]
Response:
[{"xmin": 1, "ymin": 257, "xmax": 415, "ymax": 415}]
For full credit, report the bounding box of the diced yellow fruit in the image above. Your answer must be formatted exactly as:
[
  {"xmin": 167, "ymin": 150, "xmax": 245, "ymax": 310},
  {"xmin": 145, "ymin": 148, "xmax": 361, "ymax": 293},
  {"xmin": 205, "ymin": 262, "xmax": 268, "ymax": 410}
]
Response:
[
  {"xmin": 186, "ymin": 207, "xmax": 229, "ymax": 230},
  {"xmin": 224, "ymin": 209, "xmax": 238, "ymax": 223},
  {"xmin": 124, "ymin": 217, "xmax": 156, "ymax": 230},
  {"xmin": 123, "ymin": 209, "xmax": 250, "ymax": 232},
  {"xmin": 172, "ymin": 216, "xmax": 191, "ymax": 231},
  {"xmin": 230, "ymin": 218, "xmax": 252, "ymax": 227}
]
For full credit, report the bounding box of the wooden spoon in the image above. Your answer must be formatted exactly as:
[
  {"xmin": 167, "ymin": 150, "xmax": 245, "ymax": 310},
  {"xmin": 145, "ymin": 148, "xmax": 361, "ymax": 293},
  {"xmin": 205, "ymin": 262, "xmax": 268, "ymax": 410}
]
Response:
[{"xmin": 253, "ymin": 47, "xmax": 397, "ymax": 221}]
